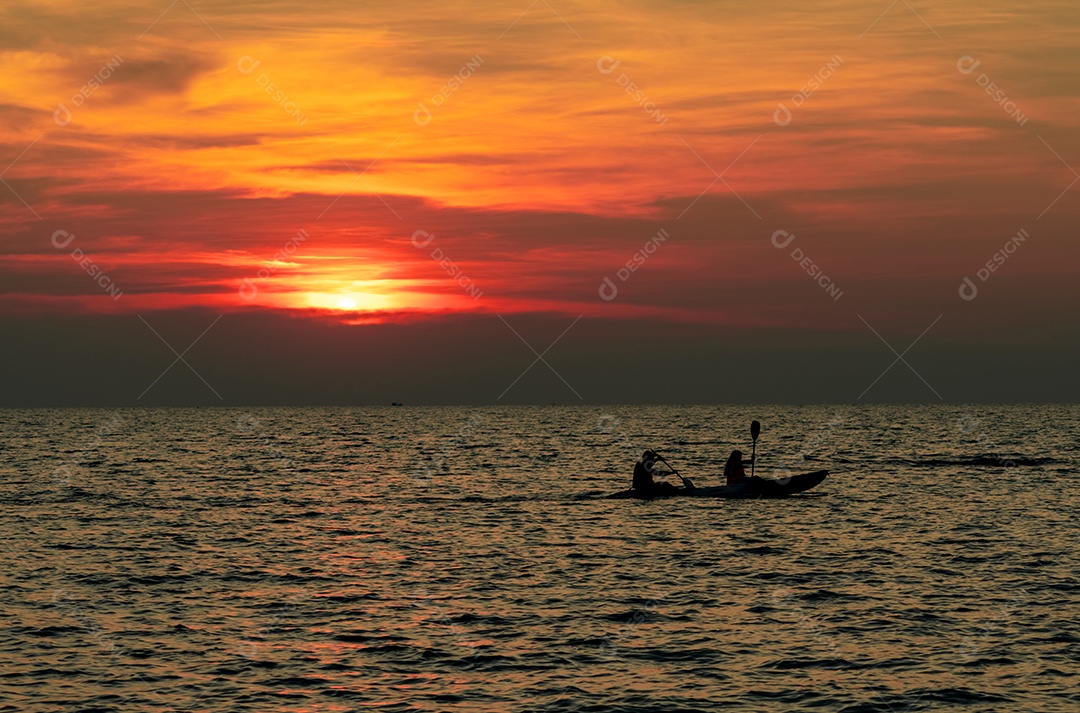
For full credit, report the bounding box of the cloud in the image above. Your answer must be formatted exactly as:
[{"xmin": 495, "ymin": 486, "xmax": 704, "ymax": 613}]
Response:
[{"xmin": 105, "ymin": 55, "xmax": 220, "ymax": 97}]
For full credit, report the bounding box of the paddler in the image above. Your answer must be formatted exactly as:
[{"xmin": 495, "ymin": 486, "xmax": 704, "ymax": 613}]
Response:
[
  {"xmin": 723, "ymin": 449, "xmax": 755, "ymax": 486},
  {"xmin": 632, "ymin": 450, "xmax": 681, "ymax": 497}
]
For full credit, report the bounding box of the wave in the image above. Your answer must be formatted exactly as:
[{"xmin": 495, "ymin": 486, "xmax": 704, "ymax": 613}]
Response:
[
  {"xmin": 600, "ymin": 608, "xmax": 669, "ymax": 624},
  {"xmin": 896, "ymin": 455, "xmax": 1052, "ymax": 467},
  {"xmin": 736, "ymin": 545, "xmax": 787, "ymax": 555}
]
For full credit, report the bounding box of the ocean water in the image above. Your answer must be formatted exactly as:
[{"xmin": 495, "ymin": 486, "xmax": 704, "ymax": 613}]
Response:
[{"xmin": 1, "ymin": 404, "xmax": 1076, "ymax": 712}]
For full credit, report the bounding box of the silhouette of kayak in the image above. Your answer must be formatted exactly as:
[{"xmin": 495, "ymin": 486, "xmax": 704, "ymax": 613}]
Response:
[{"xmin": 606, "ymin": 470, "xmax": 828, "ymax": 499}]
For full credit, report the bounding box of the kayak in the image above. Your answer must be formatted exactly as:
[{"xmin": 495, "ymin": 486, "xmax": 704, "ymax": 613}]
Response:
[{"xmin": 606, "ymin": 470, "xmax": 829, "ymax": 499}]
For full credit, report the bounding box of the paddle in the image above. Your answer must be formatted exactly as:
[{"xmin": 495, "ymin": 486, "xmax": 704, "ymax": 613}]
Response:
[
  {"xmin": 654, "ymin": 452, "xmax": 693, "ymax": 489},
  {"xmin": 750, "ymin": 420, "xmax": 761, "ymax": 478}
]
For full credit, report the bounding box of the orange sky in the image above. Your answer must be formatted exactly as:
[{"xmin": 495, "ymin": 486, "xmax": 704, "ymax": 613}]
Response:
[{"xmin": 1, "ymin": 0, "xmax": 1078, "ymax": 337}]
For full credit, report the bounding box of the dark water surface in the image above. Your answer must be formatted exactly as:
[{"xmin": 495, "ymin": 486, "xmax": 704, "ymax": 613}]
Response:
[{"xmin": 1, "ymin": 405, "xmax": 1077, "ymax": 712}]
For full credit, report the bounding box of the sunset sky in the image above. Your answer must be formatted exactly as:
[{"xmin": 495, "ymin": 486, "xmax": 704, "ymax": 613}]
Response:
[{"xmin": 2, "ymin": 1, "xmax": 1078, "ymax": 404}]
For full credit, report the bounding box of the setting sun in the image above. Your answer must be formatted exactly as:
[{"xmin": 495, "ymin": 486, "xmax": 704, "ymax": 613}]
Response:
[{"xmin": 306, "ymin": 292, "xmax": 394, "ymax": 313}]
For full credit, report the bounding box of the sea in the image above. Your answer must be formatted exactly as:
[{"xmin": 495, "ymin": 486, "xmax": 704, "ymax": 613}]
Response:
[{"xmin": 1, "ymin": 405, "xmax": 1076, "ymax": 712}]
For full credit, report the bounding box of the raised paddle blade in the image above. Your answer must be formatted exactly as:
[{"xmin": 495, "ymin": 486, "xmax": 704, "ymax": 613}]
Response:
[{"xmin": 749, "ymin": 421, "xmax": 760, "ymax": 478}]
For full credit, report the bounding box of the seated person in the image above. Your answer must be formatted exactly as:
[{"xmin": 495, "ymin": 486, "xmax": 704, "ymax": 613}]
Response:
[
  {"xmin": 633, "ymin": 450, "xmax": 681, "ymax": 496},
  {"xmin": 724, "ymin": 449, "xmax": 755, "ymax": 486}
]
